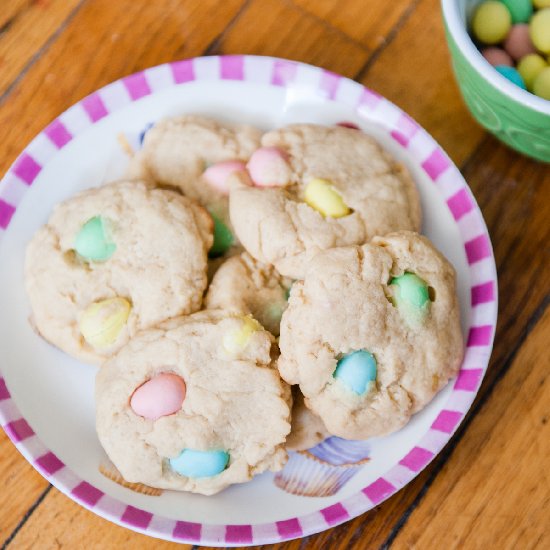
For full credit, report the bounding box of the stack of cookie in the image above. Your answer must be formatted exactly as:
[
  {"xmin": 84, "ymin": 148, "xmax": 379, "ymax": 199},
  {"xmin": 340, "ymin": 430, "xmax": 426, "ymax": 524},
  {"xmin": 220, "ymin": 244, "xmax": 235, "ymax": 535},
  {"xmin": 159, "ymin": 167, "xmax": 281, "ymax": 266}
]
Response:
[{"xmin": 25, "ymin": 116, "xmax": 463, "ymax": 496}]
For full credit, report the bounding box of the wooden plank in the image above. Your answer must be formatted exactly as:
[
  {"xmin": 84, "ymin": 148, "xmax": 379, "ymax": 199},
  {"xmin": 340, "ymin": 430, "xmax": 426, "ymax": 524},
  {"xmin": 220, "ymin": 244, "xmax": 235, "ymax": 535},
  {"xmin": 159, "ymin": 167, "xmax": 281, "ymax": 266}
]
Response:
[
  {"xmin": 0, "ymin": 433, "xmax": 49, "ymax": 542},
  {"xmin": 0, "ymin": 0, "xmax": 28, "ymax": 28},
  {"xmin": 7, "ymin": 485, "xmax": 192, "ymax": 549},
  {"xmin": 391, "ymin": 305, "xmax": 550, "ymax": 549},
  {"xmin": 292, "ymin": 0, "xmax": 415, "ymax": 50},
  {"xmin": 0, "ymin": 0, "xmax": 245, "ymax": 176},
  {"xmin": 466, "ymin": 137, "xmax": 550, "ymax": 389},
  {"xmin": 212, "ymin": 0, "xmax": 370, "ymax": 77},
  {"xmin": 0, "ymin": 0, "xmax": 82, "ymax": 97},
  {"xmin": 360, "ymin": 0, "xmax": 486, "ymax": 166}
]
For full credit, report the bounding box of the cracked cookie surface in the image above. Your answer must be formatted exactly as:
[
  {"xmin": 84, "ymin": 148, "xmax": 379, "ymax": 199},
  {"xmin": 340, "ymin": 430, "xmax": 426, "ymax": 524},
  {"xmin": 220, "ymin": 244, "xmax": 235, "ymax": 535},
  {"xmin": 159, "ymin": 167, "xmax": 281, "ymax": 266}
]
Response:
[
  {"xmin": 205, "ymin": 252, "xmax": 292, "ymax": 336},
  {"xmin": 128, "ymin": 115, "xmax": 261, "ymax": 253},
  {"xmin": 278, "ymin": 231, "xmax": 463, "ymax": 440},
  {"xmin": 96, "ymin": 310, "xmax": 291, "ymax": 495},
  {"xmin": 25, "ymin": 181, "xmax": 212, "ymax": 364},
  {"xmin": 230, "ymin": 124, "xmax": 421, "ymax": 278}
]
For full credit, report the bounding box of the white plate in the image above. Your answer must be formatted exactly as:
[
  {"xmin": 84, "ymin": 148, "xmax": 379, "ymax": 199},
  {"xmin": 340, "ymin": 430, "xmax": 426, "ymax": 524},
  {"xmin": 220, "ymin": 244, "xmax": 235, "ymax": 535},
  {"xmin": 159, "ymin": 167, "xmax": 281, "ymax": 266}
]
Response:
[{"xmin": 0, "ymin": 55, "xmax": 497, "ymax": 546}]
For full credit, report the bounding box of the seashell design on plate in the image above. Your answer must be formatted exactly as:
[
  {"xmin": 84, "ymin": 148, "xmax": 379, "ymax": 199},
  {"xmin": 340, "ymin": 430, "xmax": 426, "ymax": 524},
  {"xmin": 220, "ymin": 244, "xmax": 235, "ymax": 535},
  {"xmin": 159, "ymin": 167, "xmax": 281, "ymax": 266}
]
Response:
[{"xmin": 274, "ymin": 437, "xmax": 370, "ymax": 498}]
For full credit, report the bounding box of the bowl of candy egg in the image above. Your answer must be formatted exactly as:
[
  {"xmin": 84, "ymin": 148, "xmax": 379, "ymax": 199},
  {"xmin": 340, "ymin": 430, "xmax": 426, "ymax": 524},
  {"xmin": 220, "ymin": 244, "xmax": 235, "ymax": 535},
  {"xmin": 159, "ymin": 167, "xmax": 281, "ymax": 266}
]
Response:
[{"xmin": 441, "ymin": 0, "xmax": 550, "ymax": 162}]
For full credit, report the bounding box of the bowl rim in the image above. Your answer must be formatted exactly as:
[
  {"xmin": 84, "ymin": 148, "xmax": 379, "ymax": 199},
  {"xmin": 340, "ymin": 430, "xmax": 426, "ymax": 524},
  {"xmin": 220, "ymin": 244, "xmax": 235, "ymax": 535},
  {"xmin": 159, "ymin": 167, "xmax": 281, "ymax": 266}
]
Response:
[{"xmin": 441, "ymin": 0, "xmax": 550, "ymax": 115}]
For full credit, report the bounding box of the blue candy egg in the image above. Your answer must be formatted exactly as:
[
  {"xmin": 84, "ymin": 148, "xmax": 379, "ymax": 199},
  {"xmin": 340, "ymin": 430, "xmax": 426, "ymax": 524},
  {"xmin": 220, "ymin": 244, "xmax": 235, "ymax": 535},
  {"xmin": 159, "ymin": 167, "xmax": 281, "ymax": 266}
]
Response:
[
  {"xmin": 333, "ymin": 350, "xmax": 377, "ymax": 395},
  {"xmin": 495, "ymin": 65, "xmax": 527, "ymax": 89},
  {"xmin": 169, "ymin": 448, "xmax": 229, "ymax": 478}
]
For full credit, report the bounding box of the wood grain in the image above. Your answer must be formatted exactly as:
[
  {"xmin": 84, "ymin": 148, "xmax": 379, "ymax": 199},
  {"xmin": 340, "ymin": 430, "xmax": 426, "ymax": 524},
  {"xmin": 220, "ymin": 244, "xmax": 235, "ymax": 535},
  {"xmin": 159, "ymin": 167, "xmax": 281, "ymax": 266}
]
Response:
[
  {"xmin": 7, "ymin": 487, "xmax": 191, "ymax": 549},
  {"xmin": 0, "ymin": 0, "xmax": 29, "ymax": 28},
  {"xmin": 360, "ymin": 0, "xmax": 486, "ymax": 166},
  {"xmin": 392, "ymin": 304, "xmax": 550, "ymax": 549},
  {"xmin": 0, "ymin": 0, "xmax": 245, "ymax": 175},
  {"xmin": 0, "ymin": 433, "xmax": 49, "ymax": 542},
  {"xmin": 1, "ymin": 0, "xmax": 549, "ymax": 548},
  {"xmin": 0, "ymin": 0, "xmax": 82, "ymax": 98},
  {"xmin": 212, "ymin": 0, "xmax": 369, "ymax": 77},
  {"xmin": 291, "ymin": 0, "xmax": 415, "ymax": 50}
]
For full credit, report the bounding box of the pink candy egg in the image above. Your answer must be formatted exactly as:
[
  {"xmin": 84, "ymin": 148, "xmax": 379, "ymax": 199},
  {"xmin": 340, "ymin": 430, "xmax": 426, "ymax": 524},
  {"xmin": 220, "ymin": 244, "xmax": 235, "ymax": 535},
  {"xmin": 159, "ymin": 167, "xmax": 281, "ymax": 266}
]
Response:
[
  {"xmin": 247, "ymin": 147, "xmax": 291, "ymax": 187},
  {"xmin": 504, "ymin": 24, "xmax": 536, "ymax": 61},
  {"xmin": 203, "ymin": 161, "xmax": 246, "ymax": 194},
  {"xmin": 130, "ymin": 373, "xmax": 186, "ymax": 420},
  {"xmin": 482, "ymin": 47, "xmax": 513, "ymax": 67}
]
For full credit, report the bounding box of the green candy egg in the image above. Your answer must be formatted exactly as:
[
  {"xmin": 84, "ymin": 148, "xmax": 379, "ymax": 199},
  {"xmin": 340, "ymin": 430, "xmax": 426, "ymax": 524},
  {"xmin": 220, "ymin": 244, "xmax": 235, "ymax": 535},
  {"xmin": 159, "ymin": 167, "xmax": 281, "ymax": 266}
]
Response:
[
  {"xmin": 208, "ymin": 213, "xmax": 234, "ymax": 258},
  {"xmin": 498, "ymin": 0, "xmax": 532, "ymax": 24},
  {"xmin": 74, "ymin": 216, "xmax": 116, "ymax": 262},
  {"xmin": 390, "ymin": 273, "xmax": 430, "ymax": 308}
]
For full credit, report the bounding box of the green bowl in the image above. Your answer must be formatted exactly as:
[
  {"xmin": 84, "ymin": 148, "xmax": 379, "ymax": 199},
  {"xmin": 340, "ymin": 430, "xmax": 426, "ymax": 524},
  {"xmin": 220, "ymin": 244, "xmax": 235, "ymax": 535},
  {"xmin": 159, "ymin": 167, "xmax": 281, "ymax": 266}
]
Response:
[{"xmin": 441, "ymin": 0, "xmax": 550, "ymax": 162}]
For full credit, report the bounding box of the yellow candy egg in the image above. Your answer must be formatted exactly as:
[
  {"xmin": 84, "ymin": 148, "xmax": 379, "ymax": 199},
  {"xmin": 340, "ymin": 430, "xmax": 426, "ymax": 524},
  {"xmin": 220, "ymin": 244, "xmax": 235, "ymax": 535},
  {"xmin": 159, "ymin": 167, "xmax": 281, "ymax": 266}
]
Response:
[
  {"xmin": 533, "ymin": 66, "xmax": 550, "ymax": 99},
  {"xmin": 530, "ymin": 9, "xmax": 550, "ymax": 54},
  {"xmin": 517, "ymin": 53, "xmax": 547, "ymax": 90},
  {"xmin": 80, "ymin": 297, "xmax": 131, "ymax": 349},
  {"xmin": 304, "ymin": 178, "xmax": 350, "ymax": 218},
  {"xmin": 533, "ymin": 0, "xmax": 550, "ymax": 9},
  {"xmin": 223, "ymin": 315, "xmax": 262, "ymax": 355},
  {"xmin": 471, "ymin": 1, "xmax": 512, "ymax": 45}
]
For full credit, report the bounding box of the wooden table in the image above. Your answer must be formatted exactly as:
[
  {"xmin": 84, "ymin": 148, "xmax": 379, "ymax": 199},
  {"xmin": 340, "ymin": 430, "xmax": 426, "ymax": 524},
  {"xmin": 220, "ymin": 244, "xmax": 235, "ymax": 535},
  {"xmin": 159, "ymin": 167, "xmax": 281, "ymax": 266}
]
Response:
[{"xmin": 1, "ymin": 0, "xmax": 548, "ymax": 548}]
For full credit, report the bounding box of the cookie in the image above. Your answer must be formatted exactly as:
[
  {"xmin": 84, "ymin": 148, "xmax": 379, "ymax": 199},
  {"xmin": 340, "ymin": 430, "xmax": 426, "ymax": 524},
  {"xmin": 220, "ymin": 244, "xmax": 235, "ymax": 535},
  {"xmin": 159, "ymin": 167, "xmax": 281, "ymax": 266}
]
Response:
[
  {"xmin": 285, "ymin": 388, "xmax": 330, "ymax": 452},
  {"xmin": 205, "ymin": 252, "xmax": 292, "ymax": 336},
  {"xmin": 25, "ymin": 181, "xmax": 212, "ymax": 364},
  {"xmin": 229, "ymin": 124, "xmax": 421, "ymax": 278},
  {"xmin": 278, "ymin": 231, "xmax": 463, "ymax": 440},
  {"xmin": 230, "ymin": 124, "xmax": 420, "ymax": 279},
  {"xmin": 128, "ymin": 115, "xmax": 261, "ymax": 259},
  {"xmin": 95, "ymin": 310, "xmax": 291, "ymax": 495}
]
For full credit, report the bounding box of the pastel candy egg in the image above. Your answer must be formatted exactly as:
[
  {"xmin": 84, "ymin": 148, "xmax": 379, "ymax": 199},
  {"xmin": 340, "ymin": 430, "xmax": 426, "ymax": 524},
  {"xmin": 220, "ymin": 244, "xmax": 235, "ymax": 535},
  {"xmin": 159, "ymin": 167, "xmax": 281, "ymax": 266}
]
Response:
[
  {"xmin": 169, "ymin": 449, "xmax": 229, "ymax": 478},
  {"xmin": 74, "ymin": 216, "xmax": 116, "ymax": 262},
  {"xmin": 304, "ymin": 178, "xmax": 350, "ymax": 218},
  {"xmin": 390, "ymin": 273, "xmax": 430, "ymax": 309},
  {"xmin": 79, "ymin": 297, "xmax": 131, "ymax": 349},
  {"xmin": 208, "ymin": 213, "xmax": 234, "ymax": 258},
  {"xmin": 498, "ymin": 0, "xmax": 532, "ymax": 24},
  {"xmin": 530, "ymin": 9, "xmax": 550, "ymax": 54},
  {"xmin": 333, "ymin": 350, "xmax": 377, "ymax": 395},
  {"xmin": 533, "ymin": 0, "xmax": 550, "ymax": 8},
  {"xmin": 223, "ymin": 315, "xmax": 262, "ymax": 355},
  {"xmin": 495, "ymin": 65, "xmax": 527, "ymax": 88},
  {"xmin": 504, "ymin": 24, "xmax": 536, "ymax": 60},
  {"xmin": 533, "ymin": 66, "xmax": 550, "ymax": 99},
  {"xmin": 247, "ymin": 147, "xmax": 292, "ymax": 187},
  {"xmin": 203, "ymin": 161, "xmax": 247, "ymax": 195},
  {"xmin": 471, "ymin": 1, "xmax": 512, "ymax": 44},
  {"xmin": 482, "ymin": 47, "xmax": 513, "ymax": 66},
  {"xmin": 130, "ymin": 373, "xmax": 186, "ymax": 420},
  {"xmin": 517, "ymin": 53, "xmax": 547, "ymax": 90}
]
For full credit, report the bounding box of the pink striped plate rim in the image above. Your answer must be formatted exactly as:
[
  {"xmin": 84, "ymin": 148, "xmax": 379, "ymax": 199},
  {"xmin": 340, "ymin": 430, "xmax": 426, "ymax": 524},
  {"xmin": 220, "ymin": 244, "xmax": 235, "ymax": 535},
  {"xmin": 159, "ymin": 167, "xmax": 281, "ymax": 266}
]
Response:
[{"xmin": 0, "ymin": 55, "xmax": 497, "ymax": 546}]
